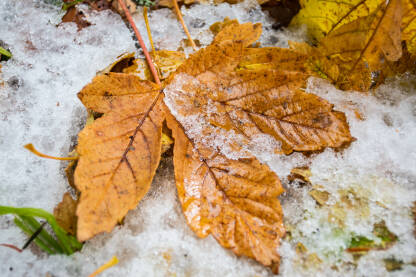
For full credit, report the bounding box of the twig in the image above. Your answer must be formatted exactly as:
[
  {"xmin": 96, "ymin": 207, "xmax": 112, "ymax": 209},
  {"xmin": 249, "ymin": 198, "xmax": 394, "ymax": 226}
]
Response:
[
  {"xmin": 117, "ymin": 0, "xmax": 161, "ymax": 85},
  {"xmin": 143, "ymin": 7, "xmax": 156, "ymax": 53},
  {"xmin": 172, "ymin": 0, "xmax": 197, "ymax": 51}
]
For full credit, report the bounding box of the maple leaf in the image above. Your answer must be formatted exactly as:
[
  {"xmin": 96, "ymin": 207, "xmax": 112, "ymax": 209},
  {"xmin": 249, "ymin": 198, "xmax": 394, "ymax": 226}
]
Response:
[{"xmin": 72, "ymin": 21, "xmax": 352, "ymax": 271}]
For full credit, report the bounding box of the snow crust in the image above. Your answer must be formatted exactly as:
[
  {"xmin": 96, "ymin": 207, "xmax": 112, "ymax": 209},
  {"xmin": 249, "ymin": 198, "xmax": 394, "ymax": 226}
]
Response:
[{"xmin": 0, "ymin": 0, "xmax": 415, "ymax": 276}]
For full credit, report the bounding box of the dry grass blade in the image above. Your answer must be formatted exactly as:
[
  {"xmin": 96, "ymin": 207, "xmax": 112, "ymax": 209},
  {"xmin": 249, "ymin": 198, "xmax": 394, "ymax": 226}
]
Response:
[{"xmin": 172, "ymin": 0, "xmax": 197, "ymax": 51}]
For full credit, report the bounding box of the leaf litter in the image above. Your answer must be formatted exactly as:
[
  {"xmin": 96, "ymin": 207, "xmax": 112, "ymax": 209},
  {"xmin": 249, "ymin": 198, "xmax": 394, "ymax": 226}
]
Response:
[{"xmin": 2, "ymin": 0, "xmax": 416, "ymax": 274}]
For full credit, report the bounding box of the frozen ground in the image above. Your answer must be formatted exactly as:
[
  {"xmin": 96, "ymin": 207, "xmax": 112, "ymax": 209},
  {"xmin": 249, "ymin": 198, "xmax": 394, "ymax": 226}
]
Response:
[{"xmin": 0, "ymin": 0, "xmax": 415, "ymax": 276}]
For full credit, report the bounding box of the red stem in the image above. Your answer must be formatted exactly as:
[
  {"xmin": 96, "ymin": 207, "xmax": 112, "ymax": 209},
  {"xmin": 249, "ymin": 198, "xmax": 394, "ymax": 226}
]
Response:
[
  {"xmin": 117, "ymin": 0, "xmax": 161, "ymax": 85},
  {"xmin": 0, "ymin": 243, "xmax": 23, "ymax": 253}
]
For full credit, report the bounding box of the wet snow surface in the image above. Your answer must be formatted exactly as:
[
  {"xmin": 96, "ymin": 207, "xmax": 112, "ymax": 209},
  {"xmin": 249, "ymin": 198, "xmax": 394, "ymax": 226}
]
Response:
[{"xmin": 1, "ymin": 0, "xmax": 415, "ymax": 276}]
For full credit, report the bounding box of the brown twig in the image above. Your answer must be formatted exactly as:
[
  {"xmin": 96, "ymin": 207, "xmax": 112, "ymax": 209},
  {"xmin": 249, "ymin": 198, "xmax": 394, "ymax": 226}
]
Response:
[
  {"xmin": 172, "ymin": 0, "xmax": 197, "ymax": 51},
  {"xmin": 117, "ymin": 0, "xmax": 161, "ymax": 85}
]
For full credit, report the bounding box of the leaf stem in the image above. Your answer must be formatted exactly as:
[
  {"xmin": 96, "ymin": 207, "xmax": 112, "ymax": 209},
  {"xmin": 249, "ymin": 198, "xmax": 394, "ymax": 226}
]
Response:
[
  {"xmin": 172, "ymin": 0, "xmax": 197, "ymax": 51},
  {"xmin": 24, "ymin": 144, "xmax": 78, "ymax": 161},
  {"xmin": 117, "ymin": 0, "xmax": 161, "ymax": 85}
]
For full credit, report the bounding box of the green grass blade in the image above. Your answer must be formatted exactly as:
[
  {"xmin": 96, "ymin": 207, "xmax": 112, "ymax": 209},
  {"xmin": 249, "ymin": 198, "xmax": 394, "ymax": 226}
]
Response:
[
  {"xmin": 18, "ymin": 215, "xmax": 64, "ymax": 253},
  {"xmin": 0, "ymin": 47, "xmax": 12, "ymax": 59},
  {"xmin": 0, "ymin": 206, "xmax": 82, "ymax": 255},
  {"xmin": 13, "ymin": 217, "xmax": 56, "ymax": 255}
]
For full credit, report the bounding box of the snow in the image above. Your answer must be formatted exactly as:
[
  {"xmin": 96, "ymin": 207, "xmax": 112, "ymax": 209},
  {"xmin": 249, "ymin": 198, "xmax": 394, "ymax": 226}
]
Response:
[{"xmin": 1, "ymin": 0, "xmax": 415, "ymax": 276}]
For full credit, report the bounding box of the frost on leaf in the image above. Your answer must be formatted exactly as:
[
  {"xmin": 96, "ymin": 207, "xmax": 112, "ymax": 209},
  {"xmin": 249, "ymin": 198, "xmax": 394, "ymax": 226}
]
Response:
[
  {"xmin": 165, "ymin": 29, "xmax": 352, "ymax": 154},
  {"xmin": 167, "ymin": 114, "xmax": 284, "ymax": 273}
]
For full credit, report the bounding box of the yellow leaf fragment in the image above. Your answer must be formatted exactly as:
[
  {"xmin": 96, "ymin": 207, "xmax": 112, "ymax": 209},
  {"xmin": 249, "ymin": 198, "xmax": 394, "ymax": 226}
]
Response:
[
  {"xmin": 291, "ymin": 0, "xmax": 382, "ymax": 41},
  {"xmin": 402, "ymin": 0, "xmax": 416, "ymax": 55},
  {"xmin": 75, "ymin": 78, "xmax": 164, "ymax": 241},
  {"xmin": 89, "ymin": 256, "xmax": 119, "ymax": 277},
  {"xmin": 309, "ymin": 189, "xmax": 330, "ymax": 206},
  {"xmin": 167, "ymin": 114, "xmax": 285, "ymax": 272},
  {"xmin": 288, "ymin": 167, "xmax": 312, "ymax": 183},
  {"xmin": 151, "ymin": 50, "xmax": 186, "ymax": 80}
]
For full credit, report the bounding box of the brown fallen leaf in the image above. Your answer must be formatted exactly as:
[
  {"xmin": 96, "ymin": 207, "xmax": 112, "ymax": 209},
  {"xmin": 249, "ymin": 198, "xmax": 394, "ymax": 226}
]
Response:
[
  {"xmin": 54, "ymin": 192, "xmax": 78, "ymax": 235},
  {"xmin": 75, "ymin": 79, "xmax": 164, "ymax": 241},
  {"xmin": 167, "ymin": 113, "xmax": 285, "ymax": 272},
  {"xmin": 61, "ymin": 6, "xmax": 91, "ymax": 30}
]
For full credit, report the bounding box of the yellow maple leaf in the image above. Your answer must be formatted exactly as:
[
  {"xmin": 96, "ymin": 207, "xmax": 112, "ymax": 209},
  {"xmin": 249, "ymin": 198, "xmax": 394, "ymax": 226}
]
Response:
[
  {"xmin": 290, "ymin": 0, "xmax": 404, "ymax": 91},
  {"xmin": 291, "ymin": 0, "xmax": 383, "ymax": 41}
]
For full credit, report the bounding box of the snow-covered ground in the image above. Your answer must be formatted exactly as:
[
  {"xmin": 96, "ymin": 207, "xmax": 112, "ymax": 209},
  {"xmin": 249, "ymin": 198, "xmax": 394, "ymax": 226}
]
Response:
[{"xmin": 0, "ymin": 0, "xmax": 415, "ymax": 276}]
